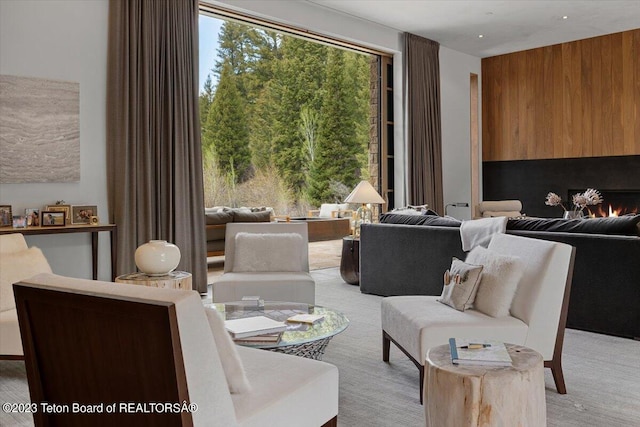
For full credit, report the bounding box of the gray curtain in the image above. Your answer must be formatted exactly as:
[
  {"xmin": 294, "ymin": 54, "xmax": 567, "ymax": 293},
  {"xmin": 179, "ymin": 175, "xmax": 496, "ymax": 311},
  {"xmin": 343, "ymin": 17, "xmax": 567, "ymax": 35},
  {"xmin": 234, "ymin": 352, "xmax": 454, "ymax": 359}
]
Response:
[
  {"xmin": 405, "ymin": 33, "xmax": 443, "ymax": 214},
  {"xmin": 107, "ymin": 0, "xmax": 208, "ymax": 293}
]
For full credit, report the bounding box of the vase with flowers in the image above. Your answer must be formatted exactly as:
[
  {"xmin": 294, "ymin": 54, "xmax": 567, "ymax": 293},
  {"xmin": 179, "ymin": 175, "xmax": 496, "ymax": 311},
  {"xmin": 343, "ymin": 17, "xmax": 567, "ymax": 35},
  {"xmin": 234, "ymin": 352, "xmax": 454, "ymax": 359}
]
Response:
[{"xmin": 545, "ymin": 188, "xmax": 603, "ymax": 219}]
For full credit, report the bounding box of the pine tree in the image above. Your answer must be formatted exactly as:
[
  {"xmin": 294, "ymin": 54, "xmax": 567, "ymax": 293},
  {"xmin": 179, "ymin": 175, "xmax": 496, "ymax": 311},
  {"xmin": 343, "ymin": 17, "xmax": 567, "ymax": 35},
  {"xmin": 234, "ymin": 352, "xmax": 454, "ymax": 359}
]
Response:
[
  {"xmin": 307, "ymin": 49, "xmax": 363, "ymax": 205},
  {"xmin": 204, "ymin": 62, "xmax": 252, "ymax": 183},
  {"xmin": 270, "ymin": 37, "xmax": 327, "ymax": 195},
  {"xmin": 199, "ymin": 74, "xmax": 215, "ymax": 129}
]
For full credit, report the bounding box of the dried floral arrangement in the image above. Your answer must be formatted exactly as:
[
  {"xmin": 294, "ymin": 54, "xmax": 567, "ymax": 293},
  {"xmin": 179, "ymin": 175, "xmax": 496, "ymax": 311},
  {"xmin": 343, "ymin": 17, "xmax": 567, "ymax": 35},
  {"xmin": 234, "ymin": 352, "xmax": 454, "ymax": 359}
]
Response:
[{"xmin": 545, "ymin": 188, "xmax": 603, "ymax": 217}]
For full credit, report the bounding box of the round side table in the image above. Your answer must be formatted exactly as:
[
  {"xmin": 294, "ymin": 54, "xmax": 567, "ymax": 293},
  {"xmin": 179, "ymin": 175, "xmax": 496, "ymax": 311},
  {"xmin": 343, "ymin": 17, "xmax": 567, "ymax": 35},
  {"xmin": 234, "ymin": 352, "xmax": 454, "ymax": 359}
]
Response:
[
  {"xmin": 115, "ymin": 271, "xmax": 192, "ymax": 290},
  {"xmin": 340, "ymin": 236, "xmax": 360, "ymax": 285},
  {"xmin": 424, "ymin": 343, "xmax": 546, "ymax": 427}
]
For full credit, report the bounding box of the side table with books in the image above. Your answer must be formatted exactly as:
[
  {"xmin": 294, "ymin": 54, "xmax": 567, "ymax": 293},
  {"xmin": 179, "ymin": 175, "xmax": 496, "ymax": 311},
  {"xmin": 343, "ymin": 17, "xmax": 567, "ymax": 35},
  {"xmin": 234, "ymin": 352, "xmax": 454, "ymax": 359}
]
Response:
[{"xmin": 424, "ymin": 342, "xmax": 546, "ymax": 427}]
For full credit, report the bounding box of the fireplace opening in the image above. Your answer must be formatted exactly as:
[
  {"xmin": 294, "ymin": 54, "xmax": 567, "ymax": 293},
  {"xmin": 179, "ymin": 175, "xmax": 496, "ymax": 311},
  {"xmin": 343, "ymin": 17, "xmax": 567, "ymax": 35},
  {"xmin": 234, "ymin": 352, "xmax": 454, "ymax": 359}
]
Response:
[{"xmin": 568, "ymin": 189, "xmax": 640, "ymax": 217}]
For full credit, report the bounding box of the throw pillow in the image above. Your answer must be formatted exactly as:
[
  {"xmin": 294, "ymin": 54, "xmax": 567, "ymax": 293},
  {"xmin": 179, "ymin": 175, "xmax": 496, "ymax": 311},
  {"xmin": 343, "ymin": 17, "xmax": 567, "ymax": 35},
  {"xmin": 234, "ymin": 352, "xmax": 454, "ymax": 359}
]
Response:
[
  {"xmin": 233, "ymin": 232, "xmax": 303, "ymax": 272},
  {"xmin": 203, "ymin": 307, "xmax": 251, "ymax": 393},
  {"xmin": 465, "ymin": 246, "xmax": 524, "ymax": 317},
  {"xmin": 438, "ymin": 258, "xmax": 483, "ymax": 311},
  {"xmin": 232, "ymin": 210, "xmax": 272, "ymax": 223},
  {"xmin": 0, "ymin": 247, "xmax": 52, "ymax": 312}
]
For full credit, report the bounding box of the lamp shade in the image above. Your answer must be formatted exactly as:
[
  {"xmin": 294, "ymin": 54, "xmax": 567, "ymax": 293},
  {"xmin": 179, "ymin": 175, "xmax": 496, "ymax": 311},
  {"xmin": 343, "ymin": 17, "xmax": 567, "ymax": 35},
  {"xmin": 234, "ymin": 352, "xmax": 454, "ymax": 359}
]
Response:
[{"xmin": 344, "ymin": 180, "xmax": 386, "ymax": 204}]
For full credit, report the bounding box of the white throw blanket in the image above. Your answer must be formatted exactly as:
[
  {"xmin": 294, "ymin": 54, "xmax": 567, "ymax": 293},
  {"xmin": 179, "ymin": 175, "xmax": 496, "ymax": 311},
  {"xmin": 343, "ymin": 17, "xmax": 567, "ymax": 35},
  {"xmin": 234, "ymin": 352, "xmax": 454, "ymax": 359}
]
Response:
[{"xmin": 460, "ymin": 217, "xmax": 508, "ymax": 251}]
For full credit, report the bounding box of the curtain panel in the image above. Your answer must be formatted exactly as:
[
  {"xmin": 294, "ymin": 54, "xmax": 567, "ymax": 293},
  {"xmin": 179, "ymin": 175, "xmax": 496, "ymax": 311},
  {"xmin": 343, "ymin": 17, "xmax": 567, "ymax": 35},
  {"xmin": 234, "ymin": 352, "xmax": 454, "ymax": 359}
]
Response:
[
  {"xmin": 107, "ymin": 0, "xmax": 207, "ymax": 292},
  {"xmin": 405, "ymin": 33, "xmax": 443, "ymax": 215}
]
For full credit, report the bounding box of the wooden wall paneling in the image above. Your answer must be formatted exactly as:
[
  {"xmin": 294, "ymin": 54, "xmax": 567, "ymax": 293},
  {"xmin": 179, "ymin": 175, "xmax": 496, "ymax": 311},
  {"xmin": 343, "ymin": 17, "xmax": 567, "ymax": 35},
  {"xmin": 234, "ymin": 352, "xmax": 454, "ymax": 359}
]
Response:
[
  {"xmin": 622, "ymin": 31, "xmax": 636, "ymax": 154},
  {"xmin": 541, "ymin": 46, "xmax": 555, "ymax": 159},
  {"xmin": 552, "ymin": 44, "xmax": 564, "ymax": 159},
  {"xmin": 611, "ymin": 32, "xmax": 625, "ymax": 155},
  {"xmin": 590, "ymin": 36, "xmax": 603, "ymax": 157},
  {"xmin": 600, "ymin": 34, "xmax": 614, "ymax": 156},
  {"xmin": 581, "ymin": 37, "xmax": 593, "ymax": 157},
  {"xmin": 482, "ymin": 29, "xmax": 640, "ymax": 161},
  {"xmin": 508, "ymin": 54, "xmax": 520, "ymax": 160}
]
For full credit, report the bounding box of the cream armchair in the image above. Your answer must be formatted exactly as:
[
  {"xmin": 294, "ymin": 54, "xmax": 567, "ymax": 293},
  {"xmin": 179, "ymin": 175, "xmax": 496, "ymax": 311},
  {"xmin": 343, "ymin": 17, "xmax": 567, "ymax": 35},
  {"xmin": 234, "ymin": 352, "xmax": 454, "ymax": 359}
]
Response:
[
  {"xmin": 381, "ymin": 233, "xmax": 575, "ymax": 402},
  {"xmin": 14, "ymin": 273, "xmax": 338, "ymax": 426},
  {"xmin": 308, "ymin": 203, "xmax": 353, "ymax": 219},
  {"xmin": 0, "ymin": 233, "xmax": 52, "ymax": 359},
  {"xmin": 474, "ymin": 200, "xmax": 523, "ymax": 218},
  {"xmin": 212, "ymin": 222, "xmax": 315, "ymax": 304}
]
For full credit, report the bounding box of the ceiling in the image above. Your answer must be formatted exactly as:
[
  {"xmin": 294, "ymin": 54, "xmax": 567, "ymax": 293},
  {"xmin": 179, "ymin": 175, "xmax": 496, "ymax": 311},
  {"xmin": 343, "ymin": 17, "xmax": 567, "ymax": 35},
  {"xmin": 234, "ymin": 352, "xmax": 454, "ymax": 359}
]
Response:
[{"xmin": 306, "ymin": 1, "xmax": 640, "ymax": 57}]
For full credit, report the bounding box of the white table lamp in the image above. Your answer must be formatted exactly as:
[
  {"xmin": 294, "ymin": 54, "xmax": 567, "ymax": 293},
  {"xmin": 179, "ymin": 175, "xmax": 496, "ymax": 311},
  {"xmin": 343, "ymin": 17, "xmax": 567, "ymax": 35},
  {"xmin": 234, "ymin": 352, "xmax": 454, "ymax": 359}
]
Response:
[{"xmin": 344, "ymin": 180, "xmax": 386, "ymax": 237}]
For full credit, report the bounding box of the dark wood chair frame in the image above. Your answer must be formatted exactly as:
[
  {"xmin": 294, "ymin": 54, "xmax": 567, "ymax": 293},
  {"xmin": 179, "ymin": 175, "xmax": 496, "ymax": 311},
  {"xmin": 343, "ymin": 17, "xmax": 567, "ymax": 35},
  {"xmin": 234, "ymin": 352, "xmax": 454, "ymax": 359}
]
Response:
[
  {"xmin": 14, "ymin": 282, "xmax": 192, "ymax": 427},
  {"xmin": 383, "ymin": 249, "xmax": 575, "ymax": 404}
]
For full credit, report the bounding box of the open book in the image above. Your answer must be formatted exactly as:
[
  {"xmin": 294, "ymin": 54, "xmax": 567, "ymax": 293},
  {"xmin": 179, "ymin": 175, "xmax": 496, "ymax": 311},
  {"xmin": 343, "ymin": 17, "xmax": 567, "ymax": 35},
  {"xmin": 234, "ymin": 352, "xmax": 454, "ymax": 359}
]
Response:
[
  {"xmin": 225, "ymin": 316, "xmax": 287, "ymax": 339},
  {"xmin": 449, "ymin": 338, "xmax": 513, "ymax": 367}
]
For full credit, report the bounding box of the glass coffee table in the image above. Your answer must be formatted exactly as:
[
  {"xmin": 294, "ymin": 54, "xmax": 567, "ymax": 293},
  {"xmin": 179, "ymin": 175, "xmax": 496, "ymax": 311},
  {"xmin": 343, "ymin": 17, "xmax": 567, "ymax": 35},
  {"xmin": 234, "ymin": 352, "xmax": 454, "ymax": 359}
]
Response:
[{"xmin": 206, "ymin": 301, "xmax": 349, "ymax": 360}]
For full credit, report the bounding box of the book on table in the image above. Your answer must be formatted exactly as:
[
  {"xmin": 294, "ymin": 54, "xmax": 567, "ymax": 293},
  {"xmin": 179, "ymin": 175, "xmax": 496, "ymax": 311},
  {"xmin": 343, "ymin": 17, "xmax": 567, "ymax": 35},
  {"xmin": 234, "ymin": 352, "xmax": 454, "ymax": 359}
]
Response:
[
  {"xmin": 286, "ymin": 313, "xmax": 325, "ymax": 324},
  {"xmin": 233, "ymin": 332, "xmax": 282, "ymax": 345},
  {"xmin": 225, "ymin": 316, "xmax": 287, "ymax": 339},
  {"xmin": 448, "ymin": 338, "xmax": 513, "ymax": 367}
]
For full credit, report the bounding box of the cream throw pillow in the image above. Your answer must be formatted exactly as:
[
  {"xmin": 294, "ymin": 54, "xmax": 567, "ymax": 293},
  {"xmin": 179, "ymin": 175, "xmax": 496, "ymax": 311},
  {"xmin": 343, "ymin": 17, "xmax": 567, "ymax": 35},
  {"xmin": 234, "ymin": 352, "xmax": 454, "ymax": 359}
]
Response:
[
  {"xmin": 438, "ymin": 258, "xmax": 483, "ymax": 311},
  {"xmin": 0, "ymin": 247, "xmax": 52, "ymax": 312},
  {"xmin": 234, "ymin": 232, "xmax": 303, "ymax": 272},
  {"xmin": 204, "ymin": 307, "xmax": 252, "ymax": 394},
  {"xmin": 466, "ymin": 246, "xmax": 524, "ymax": 317}
]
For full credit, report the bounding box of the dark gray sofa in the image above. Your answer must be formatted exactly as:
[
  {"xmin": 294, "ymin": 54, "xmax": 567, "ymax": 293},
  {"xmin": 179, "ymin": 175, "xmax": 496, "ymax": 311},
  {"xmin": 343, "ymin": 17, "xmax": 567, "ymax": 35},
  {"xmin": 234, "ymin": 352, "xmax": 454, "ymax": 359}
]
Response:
[{"xmin": 360, "ymin": 215, "xmax": 640, "ymax": 339}]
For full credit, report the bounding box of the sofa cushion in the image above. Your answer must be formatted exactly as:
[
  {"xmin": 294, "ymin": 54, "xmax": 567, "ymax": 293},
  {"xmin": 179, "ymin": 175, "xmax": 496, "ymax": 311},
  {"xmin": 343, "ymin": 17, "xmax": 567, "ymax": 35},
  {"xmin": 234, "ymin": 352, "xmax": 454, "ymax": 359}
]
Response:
[
  {"xmin": 205, "ymin": 210, "xmax": 234, "ymax": 225},
  {"xmin": 380, "ymin": 213, "xmax": 462, "ymax": 227},
  {"xmin": 507, "ymin": 214, "xmax": 640, "ymax": 236},
  {"xmin": 233, "ymin": 210, "xmax": 272, "ymax": 223},
  {"xmin": 318, "ymin": 203, "xmax": 348, "ymax": 218},
  {"xmin": 438, "ymin": 258, "xmax": 483, "ymax": 311},
  {"xmin": 204, "ymin": 306, "xmax": 251, "ymax": 394},
  {"xmin": 465, "ymin": 246, "xmax": 524, "ymax": 318},
  {"xmin": 233, "ymin": 233, "xmax": 303, "ymax": 272},
  {"xmin": 0, "ymin": 246, "xmax": 52, "ymax": 312}
]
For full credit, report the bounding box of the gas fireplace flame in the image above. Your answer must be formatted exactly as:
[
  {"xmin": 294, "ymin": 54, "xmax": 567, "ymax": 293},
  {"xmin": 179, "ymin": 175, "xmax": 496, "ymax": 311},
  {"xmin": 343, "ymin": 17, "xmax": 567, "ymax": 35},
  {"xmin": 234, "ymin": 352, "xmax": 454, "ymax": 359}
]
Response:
[{"xmin": 609, "ymin": 205, "xmax": 619, "ymax": 217}]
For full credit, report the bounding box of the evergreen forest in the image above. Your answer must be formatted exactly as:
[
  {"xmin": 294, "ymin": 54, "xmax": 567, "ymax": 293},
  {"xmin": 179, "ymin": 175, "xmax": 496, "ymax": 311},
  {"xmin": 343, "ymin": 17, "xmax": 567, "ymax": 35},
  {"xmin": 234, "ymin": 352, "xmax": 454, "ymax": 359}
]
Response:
[{"xmin": 200, "ymin": 19, "xmax": 373, "ymax": 215}]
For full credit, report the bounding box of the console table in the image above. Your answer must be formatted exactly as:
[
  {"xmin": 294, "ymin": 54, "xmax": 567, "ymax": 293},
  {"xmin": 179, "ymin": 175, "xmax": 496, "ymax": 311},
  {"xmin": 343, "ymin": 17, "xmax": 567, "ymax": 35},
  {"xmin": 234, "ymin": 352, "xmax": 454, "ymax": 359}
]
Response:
[{"xmin": 0, "ymin": 223, "xmax": 117, "ymax": 280}]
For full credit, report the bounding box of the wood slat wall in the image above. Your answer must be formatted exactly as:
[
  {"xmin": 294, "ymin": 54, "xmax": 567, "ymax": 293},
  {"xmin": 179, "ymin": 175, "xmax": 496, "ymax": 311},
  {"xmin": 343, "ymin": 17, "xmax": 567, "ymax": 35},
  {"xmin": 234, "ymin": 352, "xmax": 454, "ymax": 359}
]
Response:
[{"xmin": 482, "ymin": 29, "xmax": 640, "ymax": 161}]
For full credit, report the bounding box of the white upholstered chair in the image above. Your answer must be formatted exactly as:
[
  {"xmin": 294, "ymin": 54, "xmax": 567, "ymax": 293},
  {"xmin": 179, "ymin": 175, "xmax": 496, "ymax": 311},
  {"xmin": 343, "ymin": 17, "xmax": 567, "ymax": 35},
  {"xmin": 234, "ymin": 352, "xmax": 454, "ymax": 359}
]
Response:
[
  {"xmin": 14, "ymin": 273, "xmax": 338, "ymax": 426},
  {"xmin": 212, "ymin": 222, "xmax": 315, "ymax": 304},
  {"xmin": 0, "ymin": 233, "xmax": 52, "ymax": 359},
  {"xmin": 381, "ymin": 233, "xmax": 575, "ymax": 402}
]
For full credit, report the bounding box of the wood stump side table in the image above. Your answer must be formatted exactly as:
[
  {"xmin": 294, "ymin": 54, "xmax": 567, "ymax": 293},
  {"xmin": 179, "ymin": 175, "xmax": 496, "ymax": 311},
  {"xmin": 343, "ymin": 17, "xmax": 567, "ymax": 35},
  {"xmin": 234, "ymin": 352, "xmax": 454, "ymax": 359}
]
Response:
[
  {"xmin": 115, "ymin": 271, "xmax": 192, "ymax": 291},
  {"xmin": 340, "ymin": 236, "xmax": 360, "ymax": 285},
  {"xmin": 424, "ymin": 343, "xmax": 546, "ymax": 427}
]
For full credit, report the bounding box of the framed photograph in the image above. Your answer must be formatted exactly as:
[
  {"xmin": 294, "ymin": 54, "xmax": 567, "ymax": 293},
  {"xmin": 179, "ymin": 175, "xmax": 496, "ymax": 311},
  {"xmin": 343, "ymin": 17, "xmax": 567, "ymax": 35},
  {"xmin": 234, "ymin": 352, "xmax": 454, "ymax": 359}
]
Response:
[
  {"xmin": 46, "ymin": 204, "xmax": 71, "ymax": 222},
  {"xmin": 0, "ymin": 205, "xmax": 12, "ymax": 227},
  {"xmin": 25, "ymin": 208, "xmax": 40, "ymax": 226},
  {"xmin": 12, "ymin": 215, "xmax": 27, "ymax": 228},
  {"xmin": 71, "ymin": 205, "xmax": 97, "ymax": 224},
  {"xmin": 41, "ymin": 211, "xmax": 66, "ymax": 227}
]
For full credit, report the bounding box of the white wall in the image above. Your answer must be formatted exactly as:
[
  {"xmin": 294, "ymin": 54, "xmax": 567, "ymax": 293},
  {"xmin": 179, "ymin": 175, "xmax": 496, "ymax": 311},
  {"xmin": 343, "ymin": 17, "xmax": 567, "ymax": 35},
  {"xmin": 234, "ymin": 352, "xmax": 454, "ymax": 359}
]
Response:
[
  {"xmin": 440, "ymin": 47, "xmax": 482, "ymax": 220},
  {"xmin": 0, "ymin": 0, "xmax": 110, "ymax": 279}
]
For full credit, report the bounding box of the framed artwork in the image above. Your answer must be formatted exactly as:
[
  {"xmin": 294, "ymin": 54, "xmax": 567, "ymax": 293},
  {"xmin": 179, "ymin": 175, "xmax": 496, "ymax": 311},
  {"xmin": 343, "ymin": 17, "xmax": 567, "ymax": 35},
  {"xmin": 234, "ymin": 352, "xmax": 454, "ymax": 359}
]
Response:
[
  {"xmin": 12, "ymin": 215, "xmax": 27, "ymax": 228},
  {"xmin": 71, "ymin": 205, "xmax": 97, "ymax": 224},
  {"xmin": 46, "ymin": 204, "xmax": 71, "ymax": 222},
  {"xmin": 25, "ymin": 208, "xmax": 40, "ymax": 226},
  {"xmin": 0, "ymin": 205, "xmax": 12, "ymax": 227},
  {"xmin": 41, "ymin": 211, "xmax": 66, "ymax": 227}
]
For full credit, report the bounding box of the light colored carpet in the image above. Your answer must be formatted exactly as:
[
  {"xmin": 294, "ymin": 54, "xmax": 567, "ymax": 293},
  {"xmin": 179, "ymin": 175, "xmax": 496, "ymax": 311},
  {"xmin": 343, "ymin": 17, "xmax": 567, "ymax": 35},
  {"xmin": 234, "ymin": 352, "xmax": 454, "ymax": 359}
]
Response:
[{"xmin": 2, "ymin": 266, "xmax": 639, "ymax": 426}]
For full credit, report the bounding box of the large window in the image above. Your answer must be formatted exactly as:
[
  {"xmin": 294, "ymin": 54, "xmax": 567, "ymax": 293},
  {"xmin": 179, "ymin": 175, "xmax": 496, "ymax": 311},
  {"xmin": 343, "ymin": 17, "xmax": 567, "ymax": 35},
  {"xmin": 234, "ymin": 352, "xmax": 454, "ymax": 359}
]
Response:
[{"xmin": 199, "ymin": 8, "xmax": 391, "ymax": 215}]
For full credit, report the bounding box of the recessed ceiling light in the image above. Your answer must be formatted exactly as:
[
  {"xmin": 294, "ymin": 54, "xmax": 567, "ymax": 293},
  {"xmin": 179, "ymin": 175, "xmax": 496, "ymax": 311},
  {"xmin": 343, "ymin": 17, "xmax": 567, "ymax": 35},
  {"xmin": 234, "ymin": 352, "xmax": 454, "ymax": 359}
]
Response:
[
  {"xmin": 562, "ymin": 15, "xmax": 569, "ymax": 20},
  {"xmin": 478, "ymin": 34, "xmax": 484, "ymax": 38}
]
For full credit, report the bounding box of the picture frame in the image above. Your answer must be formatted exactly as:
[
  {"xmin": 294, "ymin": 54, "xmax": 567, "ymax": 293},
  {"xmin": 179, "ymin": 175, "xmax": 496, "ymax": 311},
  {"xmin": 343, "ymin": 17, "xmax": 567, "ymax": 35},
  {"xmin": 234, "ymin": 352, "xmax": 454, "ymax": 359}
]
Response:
[
  {"xmin": 12, "ymin": 215, "xmax": 27, "ymax": 228},
  {"xmin": 71, "ymin": 205, "xmax": 97, "ymax": 224},
  {"xmin": 41, "ymin": 210, "xmax": 66, "ymax": 227},
  {"xmin": 0, "ymin": 205, "xmax": 12, "ymax": 227},
  {"xmin": 46, "ymin": 204, "xmax": 71, "ymax": 222},
  {"xmin": 25, "ymin": 208, "xmax": 40, "ymax": 226}
]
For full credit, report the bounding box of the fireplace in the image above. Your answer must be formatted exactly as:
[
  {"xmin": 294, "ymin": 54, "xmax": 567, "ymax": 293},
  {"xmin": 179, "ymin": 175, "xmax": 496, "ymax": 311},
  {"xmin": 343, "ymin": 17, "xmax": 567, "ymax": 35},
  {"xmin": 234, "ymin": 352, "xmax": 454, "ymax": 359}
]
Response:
[
  {"xmin": 569, "ymin": 189, "xmax": 640, "ymax": 217},
  {"xmin": 482, "ymin": 155, "xmax": 640, "ymax": 218}
]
